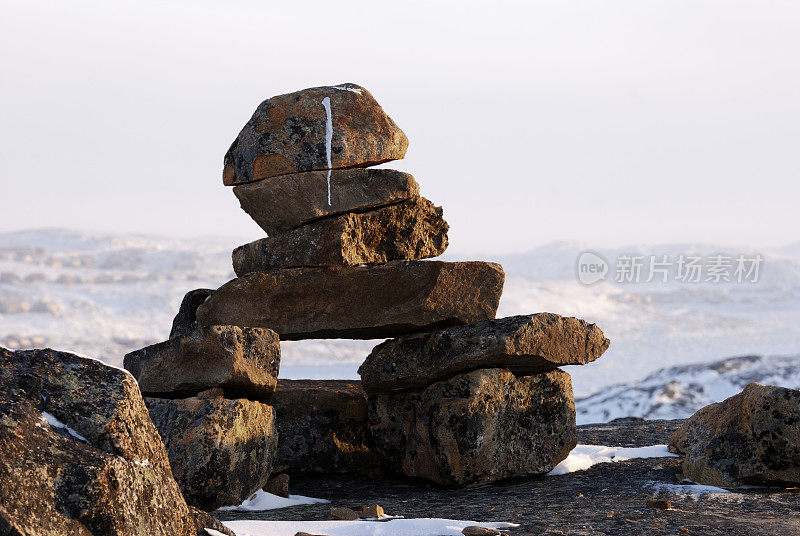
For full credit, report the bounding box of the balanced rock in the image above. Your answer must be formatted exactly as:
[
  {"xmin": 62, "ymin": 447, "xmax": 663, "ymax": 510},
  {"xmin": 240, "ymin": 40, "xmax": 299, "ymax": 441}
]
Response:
[
  {"xmin": 232, "ymin": 197, "xmax": 449, "ymax": 274},
  {"xmin": 0, "ymin": 347, "xmax": 230, "ymax": 536},
  {"xmin": 669, "ymin": 383, "xmax": 800, "ymax": 487},
  {"xmin": 368, "ymin": 368, "xmax": 576, "ymax": 487},
  {"xmin": 223, "ymin": 83, "xmax": 408, "ymax": 186},
  {"xmin": 124, "ymin": 325, "xmax": 280, "ymax": 401},
  {"xmin": 197, "ymin": 261, "xmax": 505, "ymax": 340},
  {"xmin": 170, "ymin": 288, "xmax": 213, "ymax": 338},
  {"xmin": 233, "ymin": 168, "xmax": 419, "ymax": 235},
  {"xmin": 271, "ymin": 380, "xmax": 380, "ymax": 474},
  {"xmin": 359, "ymin": 313, "xmax": 609, "ymax": 394},
  {"xmin": 145, "ymin": 396, "xmax": 278, "ymax": 511}
]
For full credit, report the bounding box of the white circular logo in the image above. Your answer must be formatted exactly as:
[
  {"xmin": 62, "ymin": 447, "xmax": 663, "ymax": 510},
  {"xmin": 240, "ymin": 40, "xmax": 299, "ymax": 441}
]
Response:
[{"xmin": 577, "ymin": 251, "xmax": 609, "ymax": 284}]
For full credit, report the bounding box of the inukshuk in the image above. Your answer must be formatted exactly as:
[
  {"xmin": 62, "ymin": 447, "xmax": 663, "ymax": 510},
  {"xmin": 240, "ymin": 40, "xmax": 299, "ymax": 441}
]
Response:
[{"xmin": 126, "ymin": 84, "xmax": 611, "ymax": 506}]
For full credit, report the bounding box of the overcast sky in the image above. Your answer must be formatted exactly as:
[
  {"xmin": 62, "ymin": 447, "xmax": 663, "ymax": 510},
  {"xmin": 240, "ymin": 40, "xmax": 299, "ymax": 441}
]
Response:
[{"xmin": 2, "ymin": 0, "xmax": 798, "ymax": 254}]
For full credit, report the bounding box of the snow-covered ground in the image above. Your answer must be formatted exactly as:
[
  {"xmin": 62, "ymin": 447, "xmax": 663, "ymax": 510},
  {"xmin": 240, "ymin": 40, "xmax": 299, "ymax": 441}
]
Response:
[
  {"xmin": 221, "ymin": 519, "xmax": 519, "ymax": 536},
  {"xmin": 1, "ymin": 229, "xmax": 798, "ymax": 422}
]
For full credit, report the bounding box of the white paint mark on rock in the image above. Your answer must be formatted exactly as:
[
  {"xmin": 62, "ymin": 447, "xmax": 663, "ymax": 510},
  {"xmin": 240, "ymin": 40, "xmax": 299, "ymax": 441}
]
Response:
[
  {"xmin": 332, "ymin": 85, "xmax": 363, "ymax": 94},
  {"xmin": 321, "ymin": 96, "xmax": 333, "ymax": 206}
]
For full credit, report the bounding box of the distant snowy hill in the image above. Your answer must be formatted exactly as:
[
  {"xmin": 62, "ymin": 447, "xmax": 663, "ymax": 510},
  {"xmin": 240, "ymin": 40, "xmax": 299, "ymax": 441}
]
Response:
[
  {"xmin": 1, "ymin": 229, "xmax": 799, "ymax": 422},
  {"xmin": 575, "ymin": 354, "xmax": 800, "ymax": 424}
]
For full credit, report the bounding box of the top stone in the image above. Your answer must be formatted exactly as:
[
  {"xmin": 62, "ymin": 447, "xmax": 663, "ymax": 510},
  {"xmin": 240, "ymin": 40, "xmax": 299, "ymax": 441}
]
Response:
[{"xmin": 223, "ymin": 83, "xmax": 409, "ymax": 186}]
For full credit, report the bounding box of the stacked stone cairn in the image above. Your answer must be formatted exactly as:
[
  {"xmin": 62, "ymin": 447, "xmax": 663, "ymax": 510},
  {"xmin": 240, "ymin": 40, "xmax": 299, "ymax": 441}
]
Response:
[{"xmin": 125, "ymin": 83, "xmax": 611, "ymax": 510}]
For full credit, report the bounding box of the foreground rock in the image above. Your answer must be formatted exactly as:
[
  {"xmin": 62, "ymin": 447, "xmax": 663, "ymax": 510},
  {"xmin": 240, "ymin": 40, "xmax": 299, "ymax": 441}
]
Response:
[
  {"xmin": 368, "ymin": 368, "xmax": 576, "ymax": 487},
  {"xmin": 233, "ymin": 168, "xmax": 419, "ymax": 235},
  {"xmin": 272, "ymin": 380, "xmax": 380, "ymax": 475},
  {"xmin": 197, "ymin": 261, "xmax": 505, "ymax": 340},
  {"xmin": 670, "ymin": 383, "xmax": 800, "ymax": 487},
  {"xmin": 146, "ymin": 396, "xmax": 278, "ymax": 511},
  {"xmin": 0, "ymin": 347, "xmax": 230, "ymax": 536},
  {"xmin": 232, "ymin": 197, "xmax": 449, "ymax": 273},
  {"xmin": 359, "ymin": 313, "xmax": 610, "ymax": 394},
  {"xmin": 124, "ymin": 325, "xmax": 280, "ymax": 400},
  {"xmin": 223, "ymin": 83, "xmax": 408, "ymax": 185}
]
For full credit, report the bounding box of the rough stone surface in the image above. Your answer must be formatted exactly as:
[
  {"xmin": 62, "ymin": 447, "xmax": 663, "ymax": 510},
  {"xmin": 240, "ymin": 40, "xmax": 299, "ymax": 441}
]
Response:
[
  {"xmin": 232, "ymin": 197, "xmax": 449, "ymax": 274},
  {"xmin": 359, "ymin": 313, "xmax": 610, "ymax": 394},
  {"xmin": 197, "ymin": 261, "xmax": 505, "ymax": 340},
  {"xmin": 233, "ymin": 168, "xmax": 419, "ymax": 235},
  {"xmin": 264, "ymin": 473, "xmax": 290, "ymax": 498},
  {"xmin": 124, "ymin": 325, "xmax": 280, "ymax": 401},
  {"xmin": 170, "ymin": 288, "xmax": 213, "ymax": 339},
  {"xmin": 330, "ymin": 507, "xmax": 359, "ymax": 521},
  {"xmin": 223, "ymin": 83, "xmax": 408, "ymax": 186},
  {"xmin": 669, "ymin": 383, "xmax": 800, "ymax": 487},
  {"xmin": 368, "ymin": 368, "xmax": 576, "ymax": 487},
  {"xmin": 145, "ymin": 396, "xmax": 278, "ymax": 511},
  {"xmin": 218, "ymin": 419, "xmax": 800, "ymax": 535},
  {"xmin": 271, "ymin": 380, "xmax": 381, "ymax": 475},
  {"xmin": 0, "ymin": 347, "xmax": 230, "ymax": 536}
]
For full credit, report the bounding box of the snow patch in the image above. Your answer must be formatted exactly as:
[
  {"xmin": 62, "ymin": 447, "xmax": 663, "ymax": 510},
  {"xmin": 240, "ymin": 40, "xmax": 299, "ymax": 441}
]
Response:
[
  {"xmin": 218, "ymin": 489, "xmax": 329, "ymax": 511},
  {"xmin": 548, "ymin": 444, "xmax": 676, "ymax": 475},
  {"xmin": 223, "ymin": 518, "xmax": 519, "ymax": 536},
  {"xmin": 40, "ymin": 411, "xmax": 88, "ymax": 443},
  {"xmin": 205, "ymin": 530, "xmax": 228, "ymax": 536}
]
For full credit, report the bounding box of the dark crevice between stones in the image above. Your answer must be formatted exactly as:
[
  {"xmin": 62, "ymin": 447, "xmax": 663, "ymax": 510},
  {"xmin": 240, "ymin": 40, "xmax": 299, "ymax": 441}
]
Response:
[{"xmin": 141, "ymin": 386, "xmax": 272, "ymax": 405}]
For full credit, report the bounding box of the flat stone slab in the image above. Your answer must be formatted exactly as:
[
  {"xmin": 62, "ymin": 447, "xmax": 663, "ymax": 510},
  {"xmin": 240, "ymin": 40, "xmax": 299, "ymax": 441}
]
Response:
[
  {"xmin": 368, "ymin": 368, "xmax": 576, "ymax": 487},
  {"xmin": 123, "ymin": 325, "xmax": 280, "ymax": 400},
  {"xmin": 196, "ymin": 261, "xmax": 505, "ymax": 340},
  {"xmin": 223, "ymin": 83, "xmax": 408, "ymax": 186},
  {"xmin": 359, "ymin": 313, "xmax": 610, "ymax": 394},
  {"xmin": 146, "ymin": 396, "xmax": 277, "ymax": 511},
  {"xmin": 233, "ymin": 168, "xmax": 419, "ymax": 235},
  {"xmin": 271, "ymin": 380, "xmax": 381, "ymax": 475},
  {"xmin": 232, "ymin": 197, "xmax": 449, "ymax": 274}
]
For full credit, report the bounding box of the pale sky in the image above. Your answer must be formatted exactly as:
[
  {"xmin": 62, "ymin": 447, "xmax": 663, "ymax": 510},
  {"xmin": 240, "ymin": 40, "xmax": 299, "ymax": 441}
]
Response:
[{"xmin": 1, "ymin": 0, "xmax": 798, "ymax": 254}]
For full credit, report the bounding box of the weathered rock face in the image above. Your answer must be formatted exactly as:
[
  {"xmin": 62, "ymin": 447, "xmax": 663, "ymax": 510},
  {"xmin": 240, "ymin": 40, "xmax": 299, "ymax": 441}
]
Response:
[
  {"xmin": 170, "ymin": 288, "xmax": 213, "ymax": 339},
  {"xmin": 197, "ymin": 261, "xmax": 504, "ymax": 340},
  {"xmin": 0, "ymin": 347, "xmax": 230, "ymax": 536},
  {"xmin": 669, "ymin": 383, "xmax": 800, "ymax": 487},
  {"xmin": 223, "ymin": 83, "xmax": 408, "ymax": 186},
  {"xmin": 233, "ymin": 168, "xmax": 419, "ymax": 235},
  {"xmin": 271, "ymin": 380, "xmax": 381, "ymax": 475},
  {"xmin": 124, "ymin": 325, "xmax": 280, "ymax": 401},
  {"xmin": 232, "ymin": 197, "xmax": 449, "ymax": 274},
  {"xmin": 359, "ymin": 313, "xmax": 610, "ymax": 394},
  {"xmin": 368, "ymin": 368, "xmax": 576, "ymax": 487},
  {"xmin": 145, "ymin": 396, "xmax": 278, "ymax": 511}
]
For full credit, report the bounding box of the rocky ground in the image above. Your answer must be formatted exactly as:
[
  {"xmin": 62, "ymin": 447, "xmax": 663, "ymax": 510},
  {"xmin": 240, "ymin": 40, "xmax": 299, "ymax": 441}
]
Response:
[{"xmin": 216, "ymin": 419, "xmax": 800, "ymax": 535}]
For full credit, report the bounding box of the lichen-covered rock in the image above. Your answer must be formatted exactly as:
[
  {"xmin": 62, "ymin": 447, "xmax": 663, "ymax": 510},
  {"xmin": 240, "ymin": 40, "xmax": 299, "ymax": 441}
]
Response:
[
  {"xmin": 359, "ymin": 313, "xmax": 609, "ymax": 394},
  {"xmin": 368, "ymin": 368, "xmax": 576, "ymax": 487},
  {"xmin": 0, "ymin": 347, "xmax": 231, "ymax": 536},
  {"xmin": 170, "ymin": 288, "xmax": 213, "ymax": 339},
  {"xmin": 669, "ymin": 383, "xmax": 800, "ymax": 487},
  {"xmin": 124, "ymin": 325, "xmax": 280, "ymax": 401},
  {"xmin": 233, "ymin": 168, "xmax": 419, "ymax": 235},
  {"xmin": 271, "ymin": 380, "xmax": 381, "ymax": 475},
  {"xmin": 223, "ymin": 83, "xmax": 408, "ymax": 186},
  {"xmin": 197, "ymin": 261, "xmax": 504, "ymax": 340},
  {"xmin": 232, "ymin": 197, "xmax": 449, "ymax": 273},
  {"xmin": 145, "ymin": 396, "xmax": 278, "ymax": 511}
]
